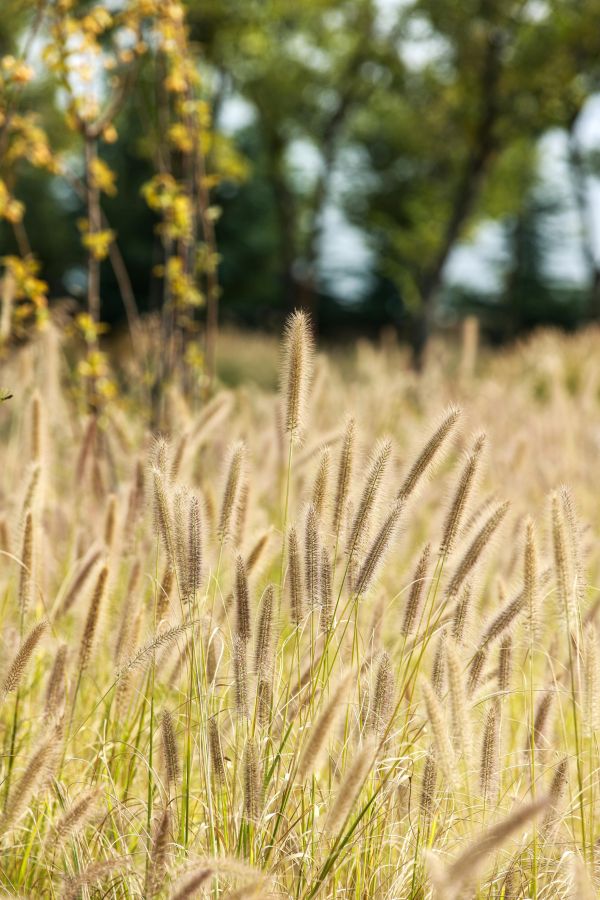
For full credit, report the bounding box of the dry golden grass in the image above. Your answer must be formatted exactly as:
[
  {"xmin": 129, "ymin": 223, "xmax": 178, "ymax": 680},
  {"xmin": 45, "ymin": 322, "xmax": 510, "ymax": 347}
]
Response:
[{"xmin": 1, "ymin": 318, "xmax": 600, "ymax": 898}]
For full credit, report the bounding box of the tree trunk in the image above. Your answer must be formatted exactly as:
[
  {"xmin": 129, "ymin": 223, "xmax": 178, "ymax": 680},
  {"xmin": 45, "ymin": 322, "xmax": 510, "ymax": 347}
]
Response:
[
  {"xmin": 409, "ymin": 29, "xmax": 502, "ymax": 369},
  {"xmin": 410, "ymin": 306, "xmax": 430, "ymax": 372}
]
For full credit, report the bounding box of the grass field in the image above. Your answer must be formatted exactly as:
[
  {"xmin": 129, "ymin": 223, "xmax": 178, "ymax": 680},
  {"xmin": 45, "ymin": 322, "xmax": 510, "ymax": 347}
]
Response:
[{"xmin": 0, "ymin": 316, "xmax": 599, "ymax": 898}]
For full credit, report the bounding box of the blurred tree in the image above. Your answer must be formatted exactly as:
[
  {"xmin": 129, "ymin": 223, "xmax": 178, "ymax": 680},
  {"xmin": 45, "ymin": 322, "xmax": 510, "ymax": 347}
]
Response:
[
  {"xmin": 187, "ymin": 0, "xmax": 388, "ymax": 320},
  {"xmin": 447, "ymin": 190, "xmax": 587, "ymax": 340},
  {"xmin": 343, "ymin": 0, "xmax": 600, "ymax": 365},
  {"xmin": 4, "ymin": 0, "xmax": 600, "ymax": 368}
]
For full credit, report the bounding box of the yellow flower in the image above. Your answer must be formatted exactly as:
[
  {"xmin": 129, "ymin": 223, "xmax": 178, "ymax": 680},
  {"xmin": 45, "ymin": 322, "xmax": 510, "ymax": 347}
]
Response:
[
  {"xmin": 0, "ymin": 180, "xmax": 24, "ymax": 223},
  {"xmin": 168, "ymin": 123, "xmax": 193, "ymax": 154},
  {"xmin": 89, "ymin": 157, "xmax": 117, "ymax": 196},
  {"xmin": 102, "ymin": 124, "xmax": 118, "ymax": 144},
  {"xmin": 78, "ymin": 219, "xmax": 116, "ymax": 260}
]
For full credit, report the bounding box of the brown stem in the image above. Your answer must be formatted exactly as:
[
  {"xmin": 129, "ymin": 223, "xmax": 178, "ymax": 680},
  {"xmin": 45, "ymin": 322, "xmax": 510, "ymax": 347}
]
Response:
[{"xmin": 84, "ymin": 135, "xmax": 101, "ymax": 323}]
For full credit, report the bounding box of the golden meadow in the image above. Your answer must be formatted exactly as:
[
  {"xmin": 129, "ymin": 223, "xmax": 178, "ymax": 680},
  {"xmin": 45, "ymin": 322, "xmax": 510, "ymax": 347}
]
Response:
[{"xmin": 1, "ymin": 317, "xmax": 600, "ymax": 898}]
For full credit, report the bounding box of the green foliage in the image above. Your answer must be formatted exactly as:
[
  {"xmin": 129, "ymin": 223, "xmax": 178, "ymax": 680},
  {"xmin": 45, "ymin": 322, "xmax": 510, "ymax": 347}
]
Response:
[{"xmin": 3, "ymin": 0, "xmax": 600, "ymax": 357}]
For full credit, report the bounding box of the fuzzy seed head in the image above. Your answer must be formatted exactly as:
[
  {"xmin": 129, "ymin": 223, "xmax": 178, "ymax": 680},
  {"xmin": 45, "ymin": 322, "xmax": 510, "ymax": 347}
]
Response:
[
  {"xmin": 288, "ymin": 526, "xmax": 304, "ymax": 625},
  {"xmin": 78, "ymin": 564, "xmax": 109, "ymax": 672},
  {"xmin": 440, "ymin": 432, "xmax": 485, "ymax": 554},
  {"xmin": 446, "ymin": 500, "xmax": 510, "ymax": 598},
  {"xmin": 402, "ymin": 543, "xmax": 430, "ymax": 635},
  {"xmin": 234, "ymin": 554, "xmax": 251, "ymax": 643},
  {"xmin": 346, "ymin": 438, "xmax": 392, "ymax": 560},
  {"xmin": 305, "ymin": 503, "xmax": 319, "ymax": 609},
  {"xmin": 218, "ymin": 441, "xmax": 245, "ymax": 540},
  {"xmin": 332, "ymin": 416, "xmax": 355, "ymax": 535},
  {"xmin": 281, "ymin": 309, "xmax": 314, "ymax": 438},
  {"xmin": 397, "ymin": 406, "xmax": 461, "ymax": 503},
  {"xmin": 161, "ymin": 709, "xmax": 180, "ymax": 788}
]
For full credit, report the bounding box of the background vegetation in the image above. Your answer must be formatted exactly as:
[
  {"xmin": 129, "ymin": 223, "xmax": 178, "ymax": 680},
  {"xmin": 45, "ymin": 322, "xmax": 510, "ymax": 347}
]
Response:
[{"xmin": 4, "ymin": 0, "xmax": 600, "ymax": 374}]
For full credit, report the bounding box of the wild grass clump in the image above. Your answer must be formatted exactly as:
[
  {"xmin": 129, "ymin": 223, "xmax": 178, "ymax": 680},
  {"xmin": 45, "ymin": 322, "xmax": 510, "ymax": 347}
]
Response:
[{"xmin": 0, "ymin": 316, "xmax": 600, "ymax": 897}]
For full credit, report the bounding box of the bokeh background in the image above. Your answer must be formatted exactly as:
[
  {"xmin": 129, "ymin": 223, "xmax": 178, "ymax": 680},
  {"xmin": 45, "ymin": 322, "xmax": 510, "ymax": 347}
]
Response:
[{"xmin": 3, "ymin": 0, "xmax": 600, "ymax": 375}]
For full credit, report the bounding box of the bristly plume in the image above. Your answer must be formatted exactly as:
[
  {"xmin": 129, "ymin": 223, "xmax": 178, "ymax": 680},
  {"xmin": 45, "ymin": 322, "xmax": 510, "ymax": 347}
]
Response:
[
  {"xmin": 311, "ymin": 446, "xmax": 330, "ymax": 520},
  {"xmin": 297, "ymin": 675, "xmax": 351, "ymax": 782},
  {"xmin": 355, "ymin": 501, "xmax": 403, "ymax": 596},
  {"xmin": 420, "ymin": 749, "xmax": 437, "ymax": 825},
  {"xmin": 402, "ymin": 543, "xmax": 430, "ymax": 635},
  {"xmin": 152, "ymin": 467, "xmax": 175, "ymax": 568},
  {"xmin": 233, "ymin": 478, "xmax": 250, "ymax": 550},
  {"xmin": 18, "ymin": 510, "xmax": 33, "ymax": 617},
  {"xmin": 152, "ymin": 436, "xmax": 170, "ymax": 477},
  {"xmin": 0, "ymin": 732, "xmax": 60, "ymax": 836},
  {"xmin": 427, "ymin": 796, "xmax": 549, "ymax": 900},
  {"xmin": 584, "ymin": 623, "xmax": 600, "ymax": 737},
  {"xmin": 254, "ymin": 584, "xmax": 274, "ymax": 680},
  {"xmin": 319, "ymin": 547, "xmax": 333, "ymax": 633},
  {"xmin": 498, "ymin": 634, "xmax": 512, "ymax": 694},
  {"xmin": 22, "ymin": 463, "xmax": 41, "ymax": 517},
  {"xmin": 305, "ymin": 503, "xmax": 319, "ymax": 608},
  {"xmin": 280, "ymin": 309, "xmax": 314, "ymax": 439},
  {"xmin": 479, "ymin": 587, "xmax": 525, "ymax": 650},
  {"xmin": 446, "ymin": 500, "xmax": 510, "ymax": 598},
  {"xmin": 567, "ymin": 853, "xmax": 596, "ymax": 900},
  {"xmin": 146, "ymin": 806, "xmax": 172, "ymax": 898},
  {"xmin": 161, "ymin": 709, "xmax": 180, "ymax": 790},
  {"xmin": 561, "ymin": 485, "xmax": 585, "ymax": 608},
  {"xmin": 431, "ymin": 630, "xmax": 447, "ymax": 696},
  {"xmin": 421, "ymin": 677, "xmax": 455, "ymax": 781},
  {"xmin": 63, "ymin": 859, "xmax": 131, "ymax": 900},
  {"xmin": 498, "ymin": 635, "xmax": 512, "ymax": 693},
  {"xmin": 257, "ymin": 678, "xmax": 273, "ymax": 728},
  {"xmin": 103, "ymin": 494, "xmax": 117, "ymax": 550},
  {"xmin": 367, "ymin": 651, "xmax": 394, "ymax": 737},
  {"xmin": 2, "ymin": 620, "xmax": 48, "ymax": 701},
  {"xmin": 171, "ymin": 433, "xmax": 188, "ymax": 481},
  {"xmin": 325, "ymin": 738, "xmax": 376, "ymax": 835},
  {"xmin": 287, "ymin": 526, "xmax": 304, "ymax": 626},
  {"xmin": 51, "ymin": 788, "xmax": 99, "ymax": 847},
  {"xmin": 234, "ymin": 554, "xmax": 251, "ymax": 643},
  {"xmin": 78, "ymin": 564, "xmax": 109, "ymax": 673},
  {"xmin": 243, "ymin": 737, "xmax": 262, "ymax": 823},
  {"xmin": 118, "ymin": 623, "xmax": 191, "ymax": 679},
  {"xmin": 542, "ymin": 757, "xmax": 568, "ymax": 834},
  {"xmin": 439, "ymin": 432, "xmax": 485, "ymax": 554},
  {"xmin": 480, "ymin": 698, "xmax": 500, "ymax": 802},
  {"xmin": 44, "ymin": 643, "xmax": 68, "ymax": 722},
  {"xmin": 246, "ymin": 531, "xmax": 270, "ymax": 574},
  {"xmin": 173, "ymin": 487, "xmax": 187, "ymax": 590},
  {"xmin": 446, "ymin": 638, "xmax": 471, "ymax": 759},
  {"xmin": 332, "ymin": 417, "xmax": 356, "ymax": 537},
  {"xmin": 209, "ymin": 718, "xmax": 226, "ymax": 783},
  {"xmin": 186, "ymin": 493, "xmax": 202, "ymax": 599},
  {"xmin": 57, "ymin": 546, "xmax": 102, "ymax": 618},
  {"xmin": 169, "ymin": 868, "xmax": 213, "ymax": 900},
  {"xmin": 346, "ymin": 438, "xmax": 392, "ymax": 560},
  {"xmin": 30, "ymin": 390, "xmax": 42, "ymax": 463},
  {"xmin": 551, "ymin": 491, "xmax": 578, "ymax": 631},
  {"xmin": 451, "ymin": 581, "xmax": 473, "ymax": 645},
  {"xmin": 218, "ymin": 441, "xmax": 245, "ymax": 541},
  {"xmin": 233, "ymin": 634, "xmax": 249, "ymax": 719},
  {"xmin": 532, "ymin": 690, "xmax": 555, "ymax": 750},
  {"xmin": 397, "ymin": 406, "xmax": 461, "ymax": 503},
  {"xmin": 467, "ymin": 647, "xmax": 487, "ymax": 696}
]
